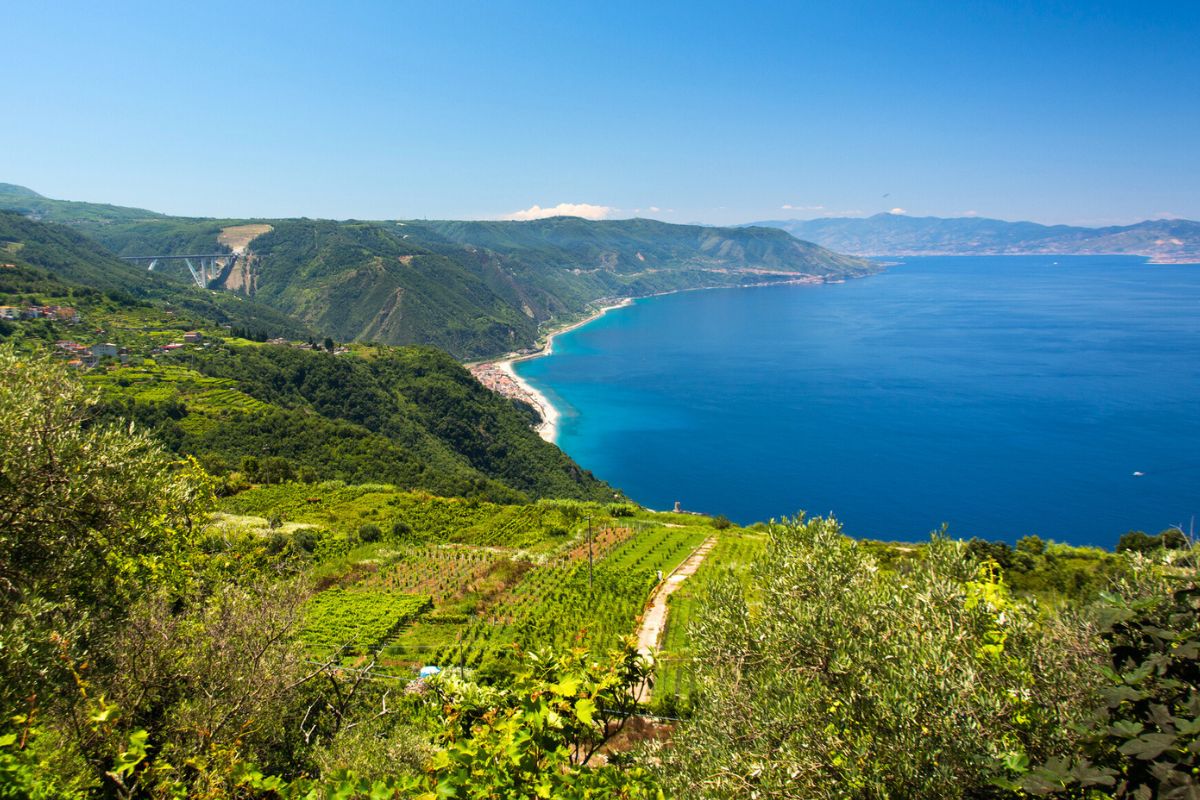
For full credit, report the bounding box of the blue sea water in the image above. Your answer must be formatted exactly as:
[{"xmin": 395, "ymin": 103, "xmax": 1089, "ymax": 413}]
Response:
[{"xmin": 515, "ymin": 256, "xmax": 1200, "ymax": 547}]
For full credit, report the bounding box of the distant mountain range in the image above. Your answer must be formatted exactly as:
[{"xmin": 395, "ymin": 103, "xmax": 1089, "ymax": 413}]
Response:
[
  {"xmin": 0, "ymin": 183, "xmax": 879, "ymax": 358},
  {"xmin": 750, "ymin": 214, "xmax": 1200, "ymax": 263}
]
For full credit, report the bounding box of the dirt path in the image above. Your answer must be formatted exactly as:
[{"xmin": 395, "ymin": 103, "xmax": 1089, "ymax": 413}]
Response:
[{"xmin": 636, "ymin": 536, "xmax": 717, "ymax": 658}]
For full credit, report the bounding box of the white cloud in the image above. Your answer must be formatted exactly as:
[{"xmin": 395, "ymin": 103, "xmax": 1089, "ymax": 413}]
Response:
[
  {"xmin": 501, "ymin": 202, "xmax": 613, "ymax": 221},
  {"xmin": 648, "ymin": 206, "xmax": 661, "ymax": 213},
  {"xmin": 782, "ymin": 204, "xmax": 825, "ymax": 211},
  {"xmin": 1151, "ymin": 210, "xmax": 1179, "ymax": 219},
  {"xmin": 888, "ymin": 207, "xmax": 907, "ymax": 215}
]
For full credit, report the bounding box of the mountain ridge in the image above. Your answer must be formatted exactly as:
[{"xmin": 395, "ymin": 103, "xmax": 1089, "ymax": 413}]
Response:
[
  {"xmin": 0, "ymin": 183, "xmax": 881, "ymax": 359},
  {"xmin": 751, "ymin": 213, "xmax": 1200, "ymax": 263}
]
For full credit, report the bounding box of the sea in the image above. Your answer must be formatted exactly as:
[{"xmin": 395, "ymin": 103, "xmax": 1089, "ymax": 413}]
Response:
[{"xmin": 514, "ymin": 255, "xmax": 1200, "ymax": 547}]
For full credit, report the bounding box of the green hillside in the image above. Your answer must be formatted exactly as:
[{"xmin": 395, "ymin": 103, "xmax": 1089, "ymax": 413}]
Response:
[
  {"xmin": 0, "ymin": 212, "xmax": 614, "ymax": 504},
  {"xmin": 0, "ymin": 182, "xmax": 163, "ymax": 224},
  {"xmin": 0, "ymin": 210, "xmax": 311, "ymax": 340},
  {"xmin": 0, "ymin": 185, "xmax": 883, "ymax": 358},
  {"xmin": 409, "ymin": 215, "xmax": 876, "ymax": 276}
]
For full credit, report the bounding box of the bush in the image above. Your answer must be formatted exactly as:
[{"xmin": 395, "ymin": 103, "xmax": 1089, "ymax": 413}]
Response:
[
  {"xmin": 389, "ymin": 519, "xmax": 413, "ymax": 540},
  {"xmin": 293, "ymin": 527, "xmax": 319, "ymax": 553},
  {"xmin": 711, "ymin": 515, "xmax": 732, "ymax": 530},
  {"xmin": 358, "ymin": 523, "xmax": 382, "ymax": 543},
  {"xmin": 657, "ymin": 515, "xmax": 1101, "ymax": 799},
  {"xmin": 1015, "ymin": 567, "xmax": 1200, "ymax": 797}
]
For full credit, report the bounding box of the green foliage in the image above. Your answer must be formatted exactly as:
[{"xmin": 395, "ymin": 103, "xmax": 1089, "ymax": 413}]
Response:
[
  {"xmin": 141, "ymin": 342, "xmax": 613, "ymax": 502},
  {"xmin": 0, "ymin": 346, "xmax": 213, "ymax": 716},
  {"xmin": 238, "ymin": 644, "xmax": 661, "ymax": 799},
  {"xmin": 0, "ymin": 211, "xmax": 311, "ymax": 340},
  {"xmin": 657, "ymin": 515, "xmax": 1103, "ymax": 799},
  {"xmin": 1117, "ymin": 528, "xmax": 1190, "ymax": 554},
  {"xmin": 302, "ymin": 590, "xmax": 433, "ymax": 657},
  {"xmin": 1015, "ymin": 567, "xmax": 1200, "ymax": 798},
  {"xmin": 424, "ymin": 643, "xmax": 660, "ymax": 798}
]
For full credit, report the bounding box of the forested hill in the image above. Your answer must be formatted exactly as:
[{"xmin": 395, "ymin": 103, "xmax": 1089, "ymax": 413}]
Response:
[
  {"xmin": 403, "ymin": 216, "xmax": 875, "ymax": 276},
  {"xmin": 0, "ymin": 184, "xmax": 881, "ymax": 359},
  {"xmin": 0, "ymin": 211, "xmax": 614, "ymax": 503},
  {"xmin": 0, "ymin": 182, "xmax": 163, "ymax": 224},
  {"xmin": 121, "ymin": 343, "xmax": 615, "ymax": 503},
  {"xmin": 752, "ymin": 213, "xmax": 1200, "ymax": 263},
  {"xmin": 0, "ymin": 211, "xmax": 310, "ymax": 340}
]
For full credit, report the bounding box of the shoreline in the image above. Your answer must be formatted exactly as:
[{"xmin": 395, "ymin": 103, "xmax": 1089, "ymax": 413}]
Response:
[
  {"xmin": 470, "ymin": 298, "xmax": 635, "ymax": 444},
  {"xmin": 465, "ymin": 273, "xmax": 866, "ymax": 444},
  {"xmin": 466, "ymin": 275, "xmax": 864, "ymax": 444}
]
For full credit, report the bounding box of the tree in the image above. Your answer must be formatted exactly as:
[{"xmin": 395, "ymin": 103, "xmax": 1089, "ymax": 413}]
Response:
[
  {"xmin": 0, "ymin": 346, "xmax": 211, "ymax": 615},
  {"xmin": 0, "ymin": 344, "xmax": 213, "ymax": 794},
  {"xmin": 1017, "ymin": 534, "xmax": 1047, "ymax": 555},
  {"xmin": 657, "ymin": 515, "xmax": 1102, "ymax": 799},
  {"xmin": 1117, "ymin": 530, "xmax": 1161, "ymax": 554},
  {"xmin": 1014, "ymin": 564, "xmax": 1200, "ymax": 797}
]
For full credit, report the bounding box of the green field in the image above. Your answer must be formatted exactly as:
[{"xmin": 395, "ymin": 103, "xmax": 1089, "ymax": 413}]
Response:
[{"xmin": 214, "ymin": 482, "xmax": 726, "ymax": 674}]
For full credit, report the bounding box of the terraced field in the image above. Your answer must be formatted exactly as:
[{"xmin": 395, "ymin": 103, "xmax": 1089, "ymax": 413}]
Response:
[
  {"xmin": 302, "ymin": 589, "xmax": 432, "ymax": 657},
  {"xmin": 216, "ymin": 482, "xmax": 736, "ymax": 678}
]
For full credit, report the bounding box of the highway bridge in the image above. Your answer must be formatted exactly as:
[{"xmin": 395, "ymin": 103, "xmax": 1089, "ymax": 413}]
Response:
[{"xmin": 121, "ymin": 253, "xmax": 238, "ymax": 289}]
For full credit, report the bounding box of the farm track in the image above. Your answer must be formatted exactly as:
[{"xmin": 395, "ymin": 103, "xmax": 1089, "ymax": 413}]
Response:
[{"xmin": 636, "ymin": 536, "xmax": 717, "ymax": 661}]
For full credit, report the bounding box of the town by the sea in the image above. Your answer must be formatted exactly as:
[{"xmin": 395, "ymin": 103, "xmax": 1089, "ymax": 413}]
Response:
[{"xmin": 515, "ymin": 255, "xmax": 1200, "ymax": 547}]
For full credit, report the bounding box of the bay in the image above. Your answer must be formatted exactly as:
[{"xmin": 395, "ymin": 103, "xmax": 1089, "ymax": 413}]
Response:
[{"xmin": 515, "ymin": 256, "xmax": 1200, "ymax": 546}]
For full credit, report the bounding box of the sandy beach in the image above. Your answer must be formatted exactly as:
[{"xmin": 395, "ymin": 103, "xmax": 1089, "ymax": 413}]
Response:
[{"xmin": 468, "ymin": 298, "xmax": 633, "ymax": 444}]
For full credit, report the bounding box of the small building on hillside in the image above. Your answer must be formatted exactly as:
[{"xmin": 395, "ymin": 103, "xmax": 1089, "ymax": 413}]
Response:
[
  {"xmin": 183, "ymin": 330, "xmax": 203, "ymax": 343},
  {"xmin": 91, "ymin": 343, "xmax": 119, "ymax": 359}
]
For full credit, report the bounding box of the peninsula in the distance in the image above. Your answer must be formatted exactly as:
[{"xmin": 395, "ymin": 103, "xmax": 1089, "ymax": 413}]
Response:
[{"xmin": 752, "ymin": 213, "xmax": 1200, "ymax": 263}]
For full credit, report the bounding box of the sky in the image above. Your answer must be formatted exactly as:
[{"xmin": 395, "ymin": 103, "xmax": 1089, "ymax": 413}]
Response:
[{"xmin": 3, "ymin": 1, "xmax": 1198, "ymax": 226}]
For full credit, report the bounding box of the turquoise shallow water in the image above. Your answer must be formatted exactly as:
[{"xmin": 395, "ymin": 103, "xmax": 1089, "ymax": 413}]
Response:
[{"xmin": 516, "ymin": 256, "xmax": 1200, "ymax": 546}]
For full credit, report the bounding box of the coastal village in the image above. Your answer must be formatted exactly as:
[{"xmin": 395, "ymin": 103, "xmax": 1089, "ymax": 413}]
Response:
[{"xmin": 468, "ymin": 360, "xmax": 549, "ymax": 423}]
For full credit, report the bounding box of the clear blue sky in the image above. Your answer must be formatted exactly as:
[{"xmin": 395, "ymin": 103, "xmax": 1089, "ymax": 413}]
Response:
[{"xmin": 4, "ymin": 1, "xmax": 1197, "ymax": 225}]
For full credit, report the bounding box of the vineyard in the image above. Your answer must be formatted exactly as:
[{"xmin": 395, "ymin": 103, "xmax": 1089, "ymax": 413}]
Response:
[
  {"xmin": 380, "ymin": 525, "xmax": 709, "ymax": 671},
  {"xmin": 88, "ymin": 362, "xmax": 271, "ymax": 418},
  {"xmin": 214, "ymin": 481, "xmax": 737, "ymax": 677},
  {"xmin": 301, "ymin": 589, "xmax": 432, "ymax": 657},
  {"xmin": 656, "ymin": 529, "xmax": 767, "ymax": 702}
]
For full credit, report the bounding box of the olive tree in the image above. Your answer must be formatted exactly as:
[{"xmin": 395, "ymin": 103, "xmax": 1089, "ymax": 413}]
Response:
[{"xmin": 655, "ymin": 515, "xmax": 1103, "ymax": 799}]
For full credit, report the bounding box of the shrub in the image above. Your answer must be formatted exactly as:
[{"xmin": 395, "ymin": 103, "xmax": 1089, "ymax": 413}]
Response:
[
  {"xmin": 358, "ymin": 523, "xmax": 382, "ymax": 543},
  {"xmin": 657, "ymin": 515, "xmax": 1102, "ymax": 799},
  {"xmin": 389, "ymin": 519, "xmax": 413, "ymax": 540},
  {"xmin": 293, "ymin": 527, "xmax": 319, "ymax": 553}
]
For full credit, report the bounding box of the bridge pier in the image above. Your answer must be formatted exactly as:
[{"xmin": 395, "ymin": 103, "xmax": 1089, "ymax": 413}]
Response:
[{"xmin": 121, "ymin": 253, "xmax": 239, "ymax": 289}]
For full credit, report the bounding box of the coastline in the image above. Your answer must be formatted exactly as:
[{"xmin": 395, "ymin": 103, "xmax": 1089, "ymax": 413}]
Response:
[
  {"xmin": 469, "ymin": 298, "xmax": 634, "ymax": 444},
  {"xmin": 466, "ymin": 275, "xmax": 864, "ymax": 444}
]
